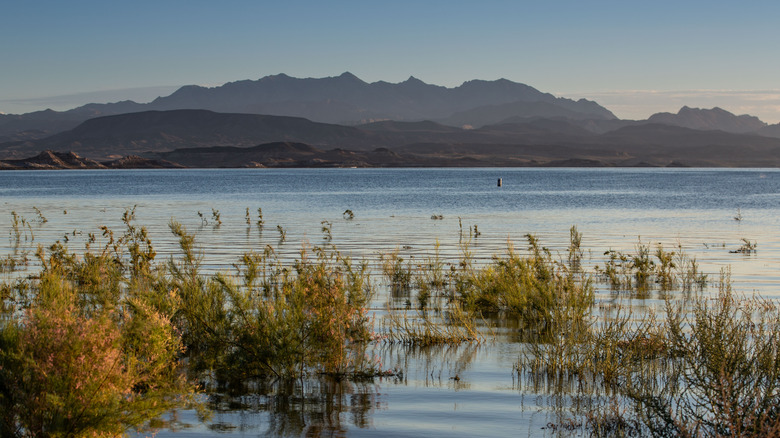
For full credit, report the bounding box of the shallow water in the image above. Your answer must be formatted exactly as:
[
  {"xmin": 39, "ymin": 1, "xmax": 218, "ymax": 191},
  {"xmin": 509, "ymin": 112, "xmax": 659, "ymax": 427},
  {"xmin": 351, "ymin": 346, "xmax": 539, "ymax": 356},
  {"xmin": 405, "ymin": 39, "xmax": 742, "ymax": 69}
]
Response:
[{"xmin": 2, "ymin": 168, "xmax": 779, "ymax": 436}]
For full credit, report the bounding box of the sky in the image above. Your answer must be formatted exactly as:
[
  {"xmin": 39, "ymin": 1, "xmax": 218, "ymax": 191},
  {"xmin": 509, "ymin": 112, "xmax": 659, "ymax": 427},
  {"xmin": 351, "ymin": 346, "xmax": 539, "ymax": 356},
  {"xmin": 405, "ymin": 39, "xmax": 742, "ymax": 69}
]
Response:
[{"xmin": 2, "ymin": 0, "xmax": 780, "ymax": 122}]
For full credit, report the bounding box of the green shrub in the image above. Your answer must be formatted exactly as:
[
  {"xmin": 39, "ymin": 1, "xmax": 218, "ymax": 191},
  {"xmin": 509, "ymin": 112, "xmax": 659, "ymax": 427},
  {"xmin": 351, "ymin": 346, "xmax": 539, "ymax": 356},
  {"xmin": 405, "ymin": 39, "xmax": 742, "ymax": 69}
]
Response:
[
  {"xmin": 455, "ymin": 234, "xmax": 593, "ymax": 332},
  {"xmin": 166, "ymin": 223, "xmax": 377, "ymax": 384}
]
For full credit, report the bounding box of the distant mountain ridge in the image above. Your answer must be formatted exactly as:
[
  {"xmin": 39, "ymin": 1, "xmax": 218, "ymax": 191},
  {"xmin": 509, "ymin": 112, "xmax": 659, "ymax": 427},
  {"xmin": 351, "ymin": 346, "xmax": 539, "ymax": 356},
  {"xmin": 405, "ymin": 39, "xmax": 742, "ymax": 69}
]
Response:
[
  {"xmin": 6, "ymin": 73, "xmax": 780, "ymax": 142},
  {"xmin": 1, "ymin": 110, "xmax": 369, "ymax": 159},
  {"xmin": 4, "ymin": 73, "xmax": 780, "ymax": 167},
  {"xmin": 5, "ymin": 108, "xmax": 780, "ymax": 167},
  {"xmin": 0, "ymin": 73, "xmax": 616, "ymax": 139},
  {"xmin": 137, "ymin": 72, "xmax": 618, "ymax": 124},
  {"xmin": 647, "ymin": 106, "xmax": 767, "ymax": 133}
]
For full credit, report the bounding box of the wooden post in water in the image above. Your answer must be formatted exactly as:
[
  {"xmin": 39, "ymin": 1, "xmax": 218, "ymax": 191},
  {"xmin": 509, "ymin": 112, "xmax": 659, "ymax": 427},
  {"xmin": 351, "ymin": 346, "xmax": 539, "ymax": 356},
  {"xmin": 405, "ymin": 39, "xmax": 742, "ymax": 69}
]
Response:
[{"xmin": 497, "ymin": 178, "xmax": 502, "ymax": 187}]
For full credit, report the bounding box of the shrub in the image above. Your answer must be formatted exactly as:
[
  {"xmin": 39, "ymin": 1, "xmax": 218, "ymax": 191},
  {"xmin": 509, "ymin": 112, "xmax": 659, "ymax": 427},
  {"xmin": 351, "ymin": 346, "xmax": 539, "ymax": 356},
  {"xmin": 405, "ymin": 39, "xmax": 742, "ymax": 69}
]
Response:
[
  {"xmin": 166, "ymin": 223, "xmax": 377, "ymax": 384},
  {"xmin": 455, "ymin": 234, "xmax": 593, "ymax": 333},
  {"xmin": 519, "ymin": 270, "xmax": 780, "ymax": 437},
  {"xmin": 0, "ymin": 304, "xmax": 190, "ymax": 437}
]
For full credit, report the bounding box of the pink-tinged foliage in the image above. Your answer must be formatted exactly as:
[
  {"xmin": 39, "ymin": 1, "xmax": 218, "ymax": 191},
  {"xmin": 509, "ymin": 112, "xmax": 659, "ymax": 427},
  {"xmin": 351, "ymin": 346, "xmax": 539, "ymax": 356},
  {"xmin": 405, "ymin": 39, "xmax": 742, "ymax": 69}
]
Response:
[
  {"xmin": 1, "ymin": 292, "xmax": 193, "ymax": 437},
  {"xmin": 14, "ymin": 306, "xmax": 132, "ymax": 436}
]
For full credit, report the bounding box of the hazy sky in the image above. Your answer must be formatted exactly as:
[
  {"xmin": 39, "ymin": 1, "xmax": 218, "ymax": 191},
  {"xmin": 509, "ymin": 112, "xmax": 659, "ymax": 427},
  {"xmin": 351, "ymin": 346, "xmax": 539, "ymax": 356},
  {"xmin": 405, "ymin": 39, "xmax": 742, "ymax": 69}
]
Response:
[{"xmin": 3, "ymin": 0, "xmax": 780, "ymax": 122}]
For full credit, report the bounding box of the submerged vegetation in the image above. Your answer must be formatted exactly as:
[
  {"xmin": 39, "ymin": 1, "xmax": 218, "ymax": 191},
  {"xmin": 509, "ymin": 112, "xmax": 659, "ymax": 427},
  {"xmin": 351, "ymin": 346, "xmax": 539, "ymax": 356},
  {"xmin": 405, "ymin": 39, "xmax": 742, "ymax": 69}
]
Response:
[
  {"xmin": 519, "ymin": 271, "xmax": 780, "ymax": 436},
  {"xmin": 455, "ymin": 232, "xmax": 593, "ymax": 334},
  {"xmin": 1, "ymin": 209, "xmax": 778, "ymax": 436}
]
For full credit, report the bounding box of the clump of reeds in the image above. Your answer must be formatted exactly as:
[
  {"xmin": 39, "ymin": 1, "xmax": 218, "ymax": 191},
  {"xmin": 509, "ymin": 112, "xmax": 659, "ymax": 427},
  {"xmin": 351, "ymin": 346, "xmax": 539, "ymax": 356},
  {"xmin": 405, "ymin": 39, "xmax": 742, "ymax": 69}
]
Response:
[
  {"xmin": 166, "ymin": 222, "xmax": 380, "ymax": 384},
  {"xmin": 211, "ymin": 208, "xmax": 222, "ymax": 226},
  {"xmin": 380, "ymin": 248, "xmax": 414, "ymax": 293},
  {"xmin": 454, "ymin": 233, "xmax": 593, "ymax": 334},
  {"xmin": 32, "ymin": 206, "xmax": 47, "ymax": 224},
  {"xmin": 9, "ymin": 211, "xmax": 34, "ymax": 244},
  {"xmin": 256, "ymin": 207, "xmax": 265, "ymax": 227},
  {"xmin": 731, "ymin": 237, "xmax": 757, "ymax": 254},
  {"xmin": 0, "ymin": 253, "xmax": 29, "ymax": 274},
  {"xmin": 597, "ymin": 240, "xmax": 707, "ymax": 294},
  {"xmin": 321, "ymin": 220, "xmax": 333, "ymax": 241}
]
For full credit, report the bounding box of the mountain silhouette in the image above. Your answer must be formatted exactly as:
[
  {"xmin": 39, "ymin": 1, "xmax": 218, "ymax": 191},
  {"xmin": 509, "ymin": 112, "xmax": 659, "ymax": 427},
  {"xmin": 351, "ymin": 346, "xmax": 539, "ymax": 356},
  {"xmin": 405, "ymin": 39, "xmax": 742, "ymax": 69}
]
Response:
[
  {"xmin": 647, "ymin": 106, "xmax": 767, "ymax": 133},
  {"xmin": 0, "ymin": 73, "xmax": 615, "ymax": 139}
]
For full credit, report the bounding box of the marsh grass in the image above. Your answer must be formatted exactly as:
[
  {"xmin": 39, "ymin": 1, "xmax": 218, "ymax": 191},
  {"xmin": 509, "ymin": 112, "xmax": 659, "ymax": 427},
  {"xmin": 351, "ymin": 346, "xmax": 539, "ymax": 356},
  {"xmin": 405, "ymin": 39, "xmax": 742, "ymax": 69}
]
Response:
[
  {"xmin": 9, "ymin": 211, "xmax": 34, "ymax": 245},
  {"xmin": 597, "ymin": 241, "xmax": 707, "ymax": 295},
  {"xmin": 321, "ymin": 220, "xmax": 333, "ymax": 241},
  {"xmin": 0, "ymin": 212, "xmax": 388, "ymax": 436},
  {"xmin": 519, "ymin": 270, "xmax": 780, "ymax": 437},
  {"xmin": 32, "ymin": 206, "xmax": 47, "ymax": 224},
  {"xmin": 731, "ymin": 237, "xmax": 758, "ymax": 254},
  {"xmin": 166, "ymin": 222, "xmax": 382, "ymax": 384},
  {"xmin": 276, "ymin": 225, "xmax": 287, "ymax": 243},
  {"xmin": 380, "ymin": 247, "xmax": 414, "ymax": 293},
  {"xmin": 454, "ymin": 234, "xmax": 594, "ymax": 335},
  {"xmin": 211, "ymin": 208, "xmax": 222, "ymax": 226},
  {"xmin": 2, "ymin": 211, "xmax": 40, "ymax": 275},
  {"xmin": 3, "ymin": 210, "xmax": 777, "ymax": 437},
  {"xmin": 256, "ymin": 207, "xmax": 265, "ymax": 228}
]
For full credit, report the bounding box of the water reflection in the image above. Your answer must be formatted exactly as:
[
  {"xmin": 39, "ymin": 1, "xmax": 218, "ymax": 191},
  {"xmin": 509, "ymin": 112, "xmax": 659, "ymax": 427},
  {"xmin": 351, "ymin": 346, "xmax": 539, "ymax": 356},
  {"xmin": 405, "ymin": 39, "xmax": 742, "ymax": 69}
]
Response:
[
  {"xmin": 180, "ymin": 343, "xmax": 485, "ymax": 435},
  {"xmin": 205, "ymin": 378, "xmax": 386, "ymax": 437}
]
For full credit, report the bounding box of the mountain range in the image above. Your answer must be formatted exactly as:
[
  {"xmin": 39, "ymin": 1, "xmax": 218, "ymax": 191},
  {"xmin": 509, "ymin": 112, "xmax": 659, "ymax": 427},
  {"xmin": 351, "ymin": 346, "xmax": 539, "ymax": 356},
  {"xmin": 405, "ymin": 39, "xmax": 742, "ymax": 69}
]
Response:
[
  {"xmin": 0, "ymin": 72, "xmax": 615, "ymax": 141},
  {"xmin": 2, "ymin": 73, "xmax": 780, "ymax": 167}
]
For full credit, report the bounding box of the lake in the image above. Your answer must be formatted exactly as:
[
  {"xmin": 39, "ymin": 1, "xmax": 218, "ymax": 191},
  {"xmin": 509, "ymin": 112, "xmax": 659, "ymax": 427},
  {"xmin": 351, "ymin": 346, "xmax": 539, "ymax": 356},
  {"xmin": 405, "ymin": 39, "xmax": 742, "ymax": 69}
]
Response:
[{"xmin": 2, "ymin": 167, "xmax": 779, "ymax": 436}]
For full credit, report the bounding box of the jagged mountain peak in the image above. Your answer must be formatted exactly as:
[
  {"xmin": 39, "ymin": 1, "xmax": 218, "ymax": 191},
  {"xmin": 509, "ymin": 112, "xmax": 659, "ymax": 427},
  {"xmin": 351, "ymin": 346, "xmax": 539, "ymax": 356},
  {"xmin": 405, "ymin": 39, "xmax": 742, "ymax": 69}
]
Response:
[{"xmin": 402, "ymin": 75, "xmax": 425, "ymax": 84}]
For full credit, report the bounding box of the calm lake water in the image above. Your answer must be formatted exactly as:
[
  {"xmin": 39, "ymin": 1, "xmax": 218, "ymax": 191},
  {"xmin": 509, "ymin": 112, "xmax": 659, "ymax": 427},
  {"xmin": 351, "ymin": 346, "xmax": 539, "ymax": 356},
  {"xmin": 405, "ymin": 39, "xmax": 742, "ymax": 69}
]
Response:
[{"xmin": 2, "ymin": 168, "xmax": 779, "ymax": 436}]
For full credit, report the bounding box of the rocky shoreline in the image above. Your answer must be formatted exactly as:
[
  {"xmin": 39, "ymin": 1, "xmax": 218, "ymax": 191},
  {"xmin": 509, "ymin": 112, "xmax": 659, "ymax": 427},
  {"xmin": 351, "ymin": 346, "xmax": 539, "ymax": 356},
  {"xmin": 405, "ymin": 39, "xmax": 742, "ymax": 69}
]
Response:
[{"xmin": 0, "ymin": 150, "xmax": 184, "ymax": 170}]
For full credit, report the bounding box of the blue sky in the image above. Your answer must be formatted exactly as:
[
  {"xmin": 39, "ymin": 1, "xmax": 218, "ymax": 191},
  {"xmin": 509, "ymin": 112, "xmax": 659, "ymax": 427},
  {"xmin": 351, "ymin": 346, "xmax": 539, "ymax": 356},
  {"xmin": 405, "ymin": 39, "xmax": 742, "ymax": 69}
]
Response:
[{"xmin": 2, "ymin": 0, "xmax": 780, "ymax": 122}]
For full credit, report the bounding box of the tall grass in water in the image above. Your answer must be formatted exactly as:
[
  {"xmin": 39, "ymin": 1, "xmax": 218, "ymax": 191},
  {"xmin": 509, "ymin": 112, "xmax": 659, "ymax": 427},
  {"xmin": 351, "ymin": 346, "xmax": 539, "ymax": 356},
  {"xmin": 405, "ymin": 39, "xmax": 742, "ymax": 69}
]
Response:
[
  {"xmin": 166, "ymin": 222, "xmax": 379, "ymax": 385},
  {"xmin": 598, "ymin": 240, "xmax": 707, "ymax": 295},
  {"xmin": 380, "ymin": 247, "xmax": 414, "ymax": 294},
  {"xmin": 454, "ymin": 232, "xmax": 594, "ymax": 335},
  {"xmin": 519, "ymin": 270, "xmax": 780, "ymax": 437},
  {"xmin": 378, "ymin": 239, "xmax": 485, "ymax": 347},
  {"xmin": 0, "ymin": 211, "xmax": 197, "ymax": 437},
  {"xmin": 0, "ymin": 212, "xmax": 383, "ymax": 436}
]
